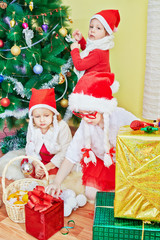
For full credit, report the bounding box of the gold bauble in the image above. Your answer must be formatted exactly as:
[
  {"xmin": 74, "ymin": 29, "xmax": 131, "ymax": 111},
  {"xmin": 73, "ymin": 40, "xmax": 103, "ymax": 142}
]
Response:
[
  {"xmin": 60, "ymin": 99, "xmax": 68, "ymax": 108},
  {"xmin": 10, "ymin": 19, "xmax": 16, "ymax": 27},
  {"xmin": 59, "ymin": 73, "xmax": 65, "ymax": 84},
  {"xmin": 59, "ymin": 27, "xmax": 67, "ymax": 37},
  {"xmin": 11, "ymin": 45, "xmax": 21, "ymax": 56}
]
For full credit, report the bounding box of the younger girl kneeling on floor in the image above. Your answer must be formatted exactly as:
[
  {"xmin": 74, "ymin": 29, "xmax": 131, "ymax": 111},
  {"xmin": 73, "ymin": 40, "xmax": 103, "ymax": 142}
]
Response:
[
  {"xmin": 25, "ymin": 88, "xmax": 72, "ymax": 180},
  {"xmin": 45, "ymin": 72, "xmax": 138, "ymax": 200}
]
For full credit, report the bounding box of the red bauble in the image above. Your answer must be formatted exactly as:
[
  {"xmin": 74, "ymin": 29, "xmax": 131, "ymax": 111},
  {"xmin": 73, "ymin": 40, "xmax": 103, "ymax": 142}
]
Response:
[
  {"xmin": 0, "ymin": 98, "xmax": 10, "ymax": 107},
  {"xmin": 0, "ymin": 39, "xmax": 4, "ymax": 48}
]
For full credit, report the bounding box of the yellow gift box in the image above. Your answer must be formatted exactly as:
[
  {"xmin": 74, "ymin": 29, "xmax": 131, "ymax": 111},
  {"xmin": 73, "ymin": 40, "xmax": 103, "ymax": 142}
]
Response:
[{"xmin": 114, "ymin": 126, "xmax": 160, "ymax": 222}]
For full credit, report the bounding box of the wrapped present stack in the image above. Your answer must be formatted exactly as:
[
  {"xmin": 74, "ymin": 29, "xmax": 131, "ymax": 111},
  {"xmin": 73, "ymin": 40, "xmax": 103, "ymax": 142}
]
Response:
[{"xmin": 93, "ymin": 124, "xmax": 160, "ymax": 239}]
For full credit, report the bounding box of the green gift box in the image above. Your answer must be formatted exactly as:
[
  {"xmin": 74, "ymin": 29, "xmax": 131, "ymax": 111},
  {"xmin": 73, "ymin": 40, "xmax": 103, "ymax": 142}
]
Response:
[{"xmin": 93, "ymin": 192, "xmax": 160, "ymax": 240}]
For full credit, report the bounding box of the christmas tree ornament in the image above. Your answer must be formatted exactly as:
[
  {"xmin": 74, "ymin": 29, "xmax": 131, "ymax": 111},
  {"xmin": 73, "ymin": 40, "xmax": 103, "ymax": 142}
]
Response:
[
  {"xmin": 0, "ymin": 1, "xmax": 7, "ymax": 9},
  {"xmin": 22, "ymin": 22, "xmax": 28, "ymax": 29},
  {"xmin": 0, "ymin": 75, "xmax": 4, "ymax": 82},
  {"xmin": 10, "ymin": 18, "xmax": 16, "ymax": 28},
  {"xmin": 60, "ymin": 189, "xmax": 87, "ymax": 217},
  {"xmin": 59, "ymin": 27, "xmax": 67, "ymax": 37},
  {"xmin": 55, "ymin": 34, "xmax": 59, "ymax": 39},
  {"xmin": 42, "ymin": 24, "xmax": 48, "ymax": 33},
  {"xmin": 65, "ymin": 196, "xmax": 77, "ymax": 209},
  {"xmin": 33, "ymin": 64, "xmax": 43, "ymax": 74},
  {"xmin": 3, "ymin": 16, "xmax": 11, "ymax": 27},
  {"xmin": 0, "ymin": 39, "xmax": 4, "ymax": 48},
  {"xmin": 64, "ymin": 203, "xmax": 72, "ymax": 217},
  {"xmin": 29, "ymin": 1, "xmax": 33, "ymax": 11},
  {"xmin": 31, "ymin": 18, "xmax": 38, "ymax": 30},
  {"xmin": 23, "ymin": 27, "xmax": 34, "ymax": 48},
  {"xmin": 60, "ymin": 189, "xmax": 76, "ymax": 200},
  {"xmin": 60, "ymin": 98, "xmax": 68, "ymax": 108},
  {"xmin": 76, "ymin": 194, "xmax": 87, "ymax": 207},
  {"xmin": 59, "ymin": 73, "xmax": 65, "ymax": 84},
  {"xmin": 0, "ymin": 97, "xmax": 10, "ymax": 107},
  {"xmin": 20, "ymin": 65, "xmax": 27, "ymax": 75},
  {"xmin": 11, "ymin": 45, "xmax": 21, "ymax": 56},
  {"xmin": 21, "ymin": 160, "xmax": 33, "ymax": 175}
]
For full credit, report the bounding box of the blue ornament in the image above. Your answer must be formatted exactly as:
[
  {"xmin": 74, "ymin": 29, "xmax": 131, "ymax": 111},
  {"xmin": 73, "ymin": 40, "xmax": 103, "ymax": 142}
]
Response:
[
  {"xmin": 33, "ymin": 64, "xmax": 43, "ymax": 74},
  {"xmin": 0, "ymin": 75, "xmax": 4, "ymax": 83}
]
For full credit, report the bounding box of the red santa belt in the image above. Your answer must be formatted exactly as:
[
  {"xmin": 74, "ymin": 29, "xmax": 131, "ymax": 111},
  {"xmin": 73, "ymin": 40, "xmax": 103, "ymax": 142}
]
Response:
[{"xmin": 39, "ymin": 152, "xmax": 54, "ymax": 156}]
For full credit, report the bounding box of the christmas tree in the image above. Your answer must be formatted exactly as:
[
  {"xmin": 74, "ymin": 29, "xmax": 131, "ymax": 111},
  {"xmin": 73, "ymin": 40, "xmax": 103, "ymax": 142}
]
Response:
[{"xmin": 0, "ymin": 0, "xmax": 79, "ymax": 153}]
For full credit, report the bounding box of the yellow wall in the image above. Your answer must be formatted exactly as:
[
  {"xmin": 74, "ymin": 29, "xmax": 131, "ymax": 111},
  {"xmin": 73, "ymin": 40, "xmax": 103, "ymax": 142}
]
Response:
[{"xmin": 63, "ymin": 0, "xmax": 148, "ymax": 119}]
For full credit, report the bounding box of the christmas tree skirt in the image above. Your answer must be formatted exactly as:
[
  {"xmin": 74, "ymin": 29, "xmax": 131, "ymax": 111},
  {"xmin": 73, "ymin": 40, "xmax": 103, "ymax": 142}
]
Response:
[{"xmin": 0, "ymin": 149, "xmax": 85, "ymax": 194}]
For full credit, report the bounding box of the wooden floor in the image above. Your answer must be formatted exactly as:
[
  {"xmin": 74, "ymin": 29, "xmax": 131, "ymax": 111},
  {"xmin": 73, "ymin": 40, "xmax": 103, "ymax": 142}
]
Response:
[{"xmin": 0, "ymin": 178, "xmax": 94, "ymax": 240}]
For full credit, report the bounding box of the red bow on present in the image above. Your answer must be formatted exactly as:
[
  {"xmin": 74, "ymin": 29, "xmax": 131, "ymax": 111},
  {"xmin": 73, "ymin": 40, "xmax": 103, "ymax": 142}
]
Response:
[{"xmin": 27, "ymin": 186, "xmax": 60, "ymax": 212}]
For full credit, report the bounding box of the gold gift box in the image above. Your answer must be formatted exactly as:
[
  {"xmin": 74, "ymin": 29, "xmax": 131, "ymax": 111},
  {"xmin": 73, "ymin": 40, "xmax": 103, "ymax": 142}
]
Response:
[{"xmin": 114, "ymin": 126, "xmax": 160, "ymax": 222}]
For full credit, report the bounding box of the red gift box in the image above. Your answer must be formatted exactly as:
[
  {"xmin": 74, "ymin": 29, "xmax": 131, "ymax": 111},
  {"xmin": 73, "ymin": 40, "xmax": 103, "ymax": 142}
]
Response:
[{"xmin": 25, "ymin": 186, "xmax": 64, "ymax": 240}]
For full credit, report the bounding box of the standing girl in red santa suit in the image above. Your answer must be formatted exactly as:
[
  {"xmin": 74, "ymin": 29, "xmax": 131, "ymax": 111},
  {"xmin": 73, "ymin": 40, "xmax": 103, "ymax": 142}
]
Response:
[
  {"xmin": 25, "ymin": 88, "xmax": 72, "ymax": 180},
  {"xmin": 45, "ymin": 72, "xmax": 138, "ymax": 200},
  {"xmin": 70, "ymin": 9, "xmax": 120, "ymax": 80}
]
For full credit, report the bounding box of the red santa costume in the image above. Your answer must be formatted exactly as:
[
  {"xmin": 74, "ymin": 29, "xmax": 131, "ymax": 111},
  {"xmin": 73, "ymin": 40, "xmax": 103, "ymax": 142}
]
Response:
[
  {"xmin": 66, "ymin": 72, "xmax": 138, "ymax": 192},
  {"xmin": 25, "ymin": 88, "xmax": 72, "ymax": 177},
  {"xmin": 71, "ymin": 9, "xmax": 120, "ymax": 80}
]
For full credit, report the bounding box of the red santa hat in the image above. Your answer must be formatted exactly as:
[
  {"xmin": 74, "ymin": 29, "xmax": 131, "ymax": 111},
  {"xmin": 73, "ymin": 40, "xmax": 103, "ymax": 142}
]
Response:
[
  {"xmin": 29, "ymin": 88, "xmax": 59, "ymax": 117},
  {"xmin": 69, "ymin": 72, "xmax": 118, "ymax": 167},
  {"xmin": 91, "ymin": 9, "xmax": 120, "ymax": 35}
]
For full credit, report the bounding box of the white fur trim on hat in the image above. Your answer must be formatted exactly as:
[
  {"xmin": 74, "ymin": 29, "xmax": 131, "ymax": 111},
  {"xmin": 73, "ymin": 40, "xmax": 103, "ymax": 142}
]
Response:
[
  {"xmin": 69, "ymin": 93, "xmax": 117, "ymax": 113},
  {"xmin": 29, "ymin": 104, "xmax": 59, "ymax": 117},
  {"xmin": 91, "ymin": 14, "xmax": 113, "ymax": 35}
]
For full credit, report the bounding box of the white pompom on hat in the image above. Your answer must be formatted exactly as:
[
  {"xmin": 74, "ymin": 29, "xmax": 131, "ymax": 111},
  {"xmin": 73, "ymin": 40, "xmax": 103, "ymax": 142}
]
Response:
[
  {"xmin": 90, "ymin": 9, "xmax": 120, "ymax": 35},
  {"xmin": 68, "ymin": 72, "xmax": 118, "ymax": 168}
]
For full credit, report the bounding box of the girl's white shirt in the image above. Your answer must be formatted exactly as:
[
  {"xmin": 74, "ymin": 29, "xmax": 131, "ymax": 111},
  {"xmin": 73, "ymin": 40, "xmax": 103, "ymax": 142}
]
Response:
[
  {"xmin": 66, "ymin": 107, "xmax": 138, "ymax": 166},
  {"xmin": 25, "ymin": 120, "xmax": 72, "ymax": 168}
]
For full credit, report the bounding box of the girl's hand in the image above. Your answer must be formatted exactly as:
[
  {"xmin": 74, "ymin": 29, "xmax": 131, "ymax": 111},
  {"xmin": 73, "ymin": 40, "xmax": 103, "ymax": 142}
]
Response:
[
  {"xmin": 70, "ymin": 42, "xmax": 80, "ymax": 51},
  {"xmin": 45, "ymin": 181, "xmax": 61, "ymax": 198},
  {"xmin": 34, "ymin": 164, "xmax": 45, "ymax": 179},
  {"xmin": 72, "ymin": 29, "xmax": 82, "ymax": 42}
]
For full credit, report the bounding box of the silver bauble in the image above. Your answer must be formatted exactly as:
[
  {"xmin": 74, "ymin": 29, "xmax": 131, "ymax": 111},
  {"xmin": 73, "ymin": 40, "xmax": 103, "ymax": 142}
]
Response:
[{"xmin": 21, "ymin": 161, "xmax": 33, "ymax": 175}]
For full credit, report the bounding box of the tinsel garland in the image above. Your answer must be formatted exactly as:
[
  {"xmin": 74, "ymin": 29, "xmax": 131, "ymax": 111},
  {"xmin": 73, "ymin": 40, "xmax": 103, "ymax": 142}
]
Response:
[
  {"xmin": 0, "ymin": 108, "xmax": 28, "ymax": 118},
  {"xmin": 0, "ymin": 128, "xmax": 26, "ymax": 154},
  {"xmin": 4, "ymin": 75, "xmax": 26, "ymax": 98}
]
